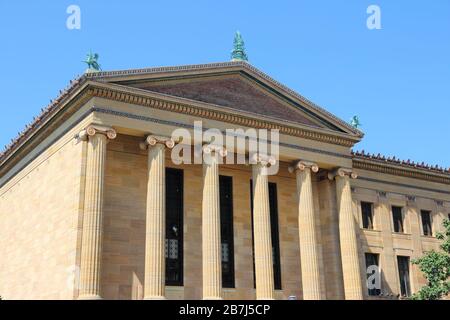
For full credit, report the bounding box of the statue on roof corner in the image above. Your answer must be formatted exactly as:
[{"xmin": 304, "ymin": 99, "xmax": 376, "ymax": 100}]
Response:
[
  {"xmin": 350, "ymin": 115, "xmax": 361, "ymax": 129},
  {"xmin": 231, "ymin": 31, "xmax": 248, "ymax": 62},
  {"xmin": 83, "ymin": 52, "xmax": 101, "ymax": 73}
]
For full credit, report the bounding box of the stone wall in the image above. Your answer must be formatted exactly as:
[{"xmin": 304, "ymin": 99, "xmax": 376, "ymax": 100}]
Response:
[{"xmin": 0, "ymin": 130, "xmax": 85, "ymax": 299}]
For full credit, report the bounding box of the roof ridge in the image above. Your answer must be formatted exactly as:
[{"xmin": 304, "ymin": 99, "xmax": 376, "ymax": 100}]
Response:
[{"xmin": 84, "ymin": 61, "xmax": 248, "ymax": 79}]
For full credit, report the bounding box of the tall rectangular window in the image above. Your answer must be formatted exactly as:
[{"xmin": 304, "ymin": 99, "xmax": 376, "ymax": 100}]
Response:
[
  {"xmin": 365, "ymin": 253, "xmax": 381, "ymax": 296},
  {"xmin": 397, "ymin": 256, "xmax": 411, "ymax": 297},
  {"xmin": 392, "ymin": 206, "xmax": 404, "ymax": 233},
  {"xmin": 219, "ymin": 175, "xmax": 235, "ymax": 288},
  {"xmin": 421, "ymin": 210, "xmax": 433, "ymax": 236},
  {"xmin": 268, "ymin": 183, "xmax": 282, "ymax": 290},
  {"xmin": 165, "ymin": 168, "xmax": 183, "ymax": 286},
  {"xmin": 361, "ymin": 202, "xmax": 374, "ymax": 230},
  {"xmin": 250, "ymin": 181, "xmax": 282, "ymax": 290}
]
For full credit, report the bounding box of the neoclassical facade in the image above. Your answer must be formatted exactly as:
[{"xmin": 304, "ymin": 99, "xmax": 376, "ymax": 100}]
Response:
[{"xmin": 0, "ymin": 61, "xmax": 449, "ymax": 300}]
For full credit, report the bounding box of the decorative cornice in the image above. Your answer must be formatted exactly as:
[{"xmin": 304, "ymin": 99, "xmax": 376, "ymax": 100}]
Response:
[
  {"xmin": 93, "ymin": 107, "xmax": 354, "ymax": 160},
  {"xmin": 353, "ymin": 151, "xmax": 449, "ymax": 174},
  {"xmin": 353, "ymin": 154, "xmax": 450, "ymax": 185},
  {"xmin": 86, "ymin": 85, "xmax": 358, "ymax": 147},
  {"xmin": 288, "ymin": 160, "xmax": 319, "ymax": 174}
]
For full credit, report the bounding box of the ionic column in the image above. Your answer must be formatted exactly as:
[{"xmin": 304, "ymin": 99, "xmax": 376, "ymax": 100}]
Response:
[
  {"xmin": 251, "ymin": 154, "xmax": 276, "ymax": 300},
  {"xmin": 77, "ymin": 124, "xmax": 117, "ymax": 299},
  {"xmin": 329, "ymin": 168, "xmax": 363, "ymax": 300},
  {"xmin": 289, "ymin": 161, "xmax": 324, "ymax": 300},
  {"xmin": 140, "ymin": 135, "xmax": 175, "ymax": 300},
  {"xmin": 202, "ymin": 144, "xmax": 227, "ymax": 300}
]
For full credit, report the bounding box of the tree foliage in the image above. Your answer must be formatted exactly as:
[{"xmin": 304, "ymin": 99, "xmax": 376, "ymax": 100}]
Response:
[{"xmin": 411, "ymin": 219, "xmax": 450, "ymax": 300}]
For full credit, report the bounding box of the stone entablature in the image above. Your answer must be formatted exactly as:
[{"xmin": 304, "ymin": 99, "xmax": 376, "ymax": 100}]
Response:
[{"xmin": 353, "ymin": 151, "xmax": 450, "ymax": 184}]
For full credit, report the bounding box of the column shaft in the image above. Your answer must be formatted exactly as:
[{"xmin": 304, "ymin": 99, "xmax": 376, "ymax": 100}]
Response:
[
  {"xmin": 336, "ymin": 174, "xmax": 364, "ymax": 300},
  {"xmin": 202, "ymin": 152, "xmax": 222, "ymax": 299},
  {"xmin": 252, "ymin": 163, "xmax": 275, "ymax": 300},
  {"xmin": 144, "ymin": 143, "xmax": 166, "ymax": 299},
  {"xmin": 79, "ymin": 131, "xmax": 109, "ymax": 299},
  {"xmin": 296, "ymin": 167, "xmax": 323, "ymax": 300}
]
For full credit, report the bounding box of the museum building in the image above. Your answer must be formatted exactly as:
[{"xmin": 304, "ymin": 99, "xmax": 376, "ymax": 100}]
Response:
[{"xmin": 0, "ymin": 44, "xmax": 449, "ymax": 300}]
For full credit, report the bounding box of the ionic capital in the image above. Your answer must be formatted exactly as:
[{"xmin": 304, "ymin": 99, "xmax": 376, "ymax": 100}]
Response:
[
  {"xmin": 140, "ymin": 135, "xmax": 175, "ymax": 150},
  {"xmin": 288, "ymin": 160, "xmax": 319, "ymax": 174},
  {"xmin": 77, "ymin": 124, "xmax": 117, "ymax": 142},
  {"xmin": 250, "ymin": 153, "xmax": 277, "ymax": 167},
  {"xmin": 202, "ymin": 144, "xmax": 227, "ymax": 158},
  {"xmin": 328, "ymin": 168, "xmax": 358, "ymax": 180}
]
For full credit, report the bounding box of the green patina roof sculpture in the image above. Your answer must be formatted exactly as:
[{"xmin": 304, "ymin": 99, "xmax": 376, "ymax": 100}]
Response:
[
  {"xmin": 231, "ymin": 31, "xmax": 248, "ymax": 62},
  {"xmin": 83, "ymin": 51, "xmax": 101, "ymax": 73},
  {"xmin": 350, "ymin": 115, "xmax": 361, "ymax": 128}
]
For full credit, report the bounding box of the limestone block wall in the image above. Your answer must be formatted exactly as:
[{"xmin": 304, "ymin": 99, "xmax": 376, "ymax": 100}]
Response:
[
  {"xmin": 351, "ymin": 170, "xmax": 450, "ymax": 299},
  {"xmin": 101, "ymin": 134, "xmax": 304, "ymax": 300},
  {"xmin": 0, "ymin": 131, "xmax": 85, "ymax": 299}
]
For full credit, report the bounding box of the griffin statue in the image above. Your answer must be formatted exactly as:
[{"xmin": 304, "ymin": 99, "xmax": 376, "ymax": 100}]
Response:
[
  {"xmin": 83, "ymin": 52, "xmax": 101, "ymax": 73},
  {"xmin": 350, "ymin": 115, "xmax": 361, "ymax": 129}
]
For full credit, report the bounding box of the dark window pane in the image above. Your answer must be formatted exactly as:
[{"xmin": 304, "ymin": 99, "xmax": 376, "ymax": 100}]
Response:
[
  {"xmin": 361, "ymin": 202, "xmax": 374, "ymax": 229},
  {"xmin": 392, "ymin": 206, "xmax": 404, "ymax": 233},
  {"xmin": 421, "ymin": 210, "xmax": 433, "ymax": 236},
  {"xmin": 268, "ymin": 183, "xmax": 282, "ymax": 290},
  {"xmin": 165, "ymin": 168, "xmax": 183, "ymax": 286},
  {"xmin": 250, "ymin": 180, "xmax": 282, "ymax": 290},
  {"xmin": 397, "ymin": 256, "xmax": 411, "ymax": 297},
  {"xmin": 220, "ymin": 175, "xmax": 235, "ymax": 288},
  {"xmin": 365, "ymin": 253, "xmax": 381, "ymax": 296}
]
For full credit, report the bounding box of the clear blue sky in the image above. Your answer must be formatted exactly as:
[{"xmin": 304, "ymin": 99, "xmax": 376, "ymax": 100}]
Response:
[{"xmin": 0, "ymin": 1, "xmax": 449, "ymax": 167}]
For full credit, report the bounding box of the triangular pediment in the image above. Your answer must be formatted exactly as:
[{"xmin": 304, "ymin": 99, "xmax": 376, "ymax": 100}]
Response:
[
  {"xmin": 90, "ymin": 62, "xmax": 362, "ymax": 137},
  {"xmin": 128, "ymin": 74, "xmax": 328, "ymax": 129},
  {"xmin": 0, "ymin": 61, "xmax": 363, "ymax": 178}
]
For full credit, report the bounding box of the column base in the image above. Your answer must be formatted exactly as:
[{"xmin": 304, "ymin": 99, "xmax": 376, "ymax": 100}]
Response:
[
  {"xmin": 143, "ymin": 296, "xmax": 166, "ymax": 300},
  {"xmin": 78, "ymin": 294, "xmax": 103, "ymax": 300},
  {"xmin": 203, "ymin": 297, "xmax": 223, "ymax": 300}
]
